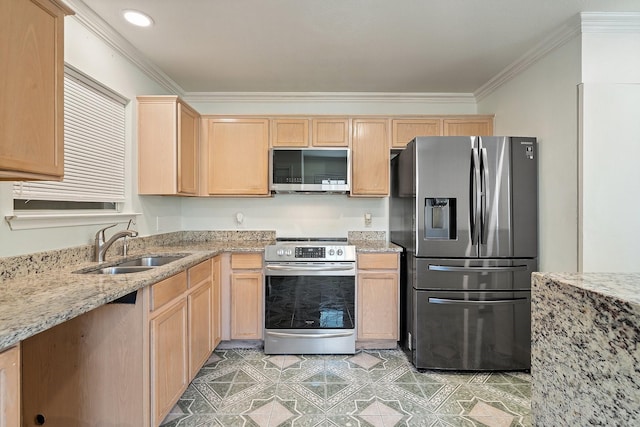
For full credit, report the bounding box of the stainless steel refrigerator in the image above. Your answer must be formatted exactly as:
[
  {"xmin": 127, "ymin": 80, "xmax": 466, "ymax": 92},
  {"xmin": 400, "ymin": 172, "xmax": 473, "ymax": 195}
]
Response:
[{"xmin": 390, "ymin": 136, "xmax": 537, "ymax": 370}]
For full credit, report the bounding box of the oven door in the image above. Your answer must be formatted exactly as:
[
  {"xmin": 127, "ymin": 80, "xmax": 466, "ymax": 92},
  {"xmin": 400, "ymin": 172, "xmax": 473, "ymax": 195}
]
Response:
[{"xmin": 264, "ymin": 262, "xmax": 356, "ymax": 354}]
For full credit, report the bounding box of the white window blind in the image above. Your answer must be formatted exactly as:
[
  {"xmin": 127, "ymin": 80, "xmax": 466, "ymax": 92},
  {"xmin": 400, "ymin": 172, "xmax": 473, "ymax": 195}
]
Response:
[{"xmin": 13, "ymin": 66, "xmax": 127, "ymax": 203}]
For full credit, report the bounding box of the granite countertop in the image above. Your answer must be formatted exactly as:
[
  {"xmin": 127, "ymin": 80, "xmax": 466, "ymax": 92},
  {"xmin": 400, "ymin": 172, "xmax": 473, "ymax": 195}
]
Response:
[
  {"xmin": 531, "ymin": 272, "xmax": 640, "ymax": 425},
  {"xmin": 0, "ymin": 235, "xmax": 402, "ymax": 351},
  {"xmin": 532, "ymin": 272, "xmax": 640, "ymax": 307}
]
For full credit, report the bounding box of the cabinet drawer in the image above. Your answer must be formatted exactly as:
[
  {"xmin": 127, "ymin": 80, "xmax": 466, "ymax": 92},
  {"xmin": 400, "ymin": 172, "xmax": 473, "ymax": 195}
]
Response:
[
  {"xmin": 151, "ymin": 271, "xmax": 188, "ymax": 311},
  {"xmin": 188, "ymin": 259, "xmax": 212, "ymax": 288},
  {"xmin": 358, "ymin": 253, "xmax": 398, "ymax": 270},
  {"xmin": 231, "ymin": 253, "xmax": 263, "ymax": 269}
]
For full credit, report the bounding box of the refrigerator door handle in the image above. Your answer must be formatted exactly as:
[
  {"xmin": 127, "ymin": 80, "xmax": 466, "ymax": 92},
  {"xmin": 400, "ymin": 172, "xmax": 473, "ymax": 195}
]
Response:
[
  {"xmin": 428, "ymin": 297, "xmax": 529, "ymax": 306},
  {"xmin": 428, "ymin": 265, "xmax": 529, "ymax": 272},
  {"xmin": 480, "ymin": 147, "xmax": 489, "ymax": 244},
  {"xmin": 470, "ymin": 148, "xmax": 481, "ymax": 245}
]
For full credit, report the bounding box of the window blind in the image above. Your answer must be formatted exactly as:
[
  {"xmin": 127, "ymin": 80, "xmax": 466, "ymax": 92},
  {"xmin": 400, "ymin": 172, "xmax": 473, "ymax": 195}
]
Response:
[{"xmin": 13, "ymin": 66, "xmax": 127, "ymax": 203}]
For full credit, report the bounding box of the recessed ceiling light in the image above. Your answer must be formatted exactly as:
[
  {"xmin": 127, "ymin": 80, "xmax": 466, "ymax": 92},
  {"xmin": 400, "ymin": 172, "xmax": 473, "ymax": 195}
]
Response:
[{"xmin": 122, "ymin": 9, "xmax": 154, "ymax": 27}]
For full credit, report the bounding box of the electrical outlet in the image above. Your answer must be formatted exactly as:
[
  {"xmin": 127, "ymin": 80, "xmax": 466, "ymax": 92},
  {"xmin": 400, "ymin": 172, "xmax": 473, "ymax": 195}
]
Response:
[{"xmin": 364, "ymin": 212, "xmax": 372, "ymax": 227}]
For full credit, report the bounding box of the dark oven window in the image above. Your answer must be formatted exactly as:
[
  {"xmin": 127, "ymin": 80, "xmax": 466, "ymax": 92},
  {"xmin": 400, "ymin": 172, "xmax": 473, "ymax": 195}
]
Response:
[{"xmin": 265, "ymin": 276, "xmax": 355, "ymax": 329}]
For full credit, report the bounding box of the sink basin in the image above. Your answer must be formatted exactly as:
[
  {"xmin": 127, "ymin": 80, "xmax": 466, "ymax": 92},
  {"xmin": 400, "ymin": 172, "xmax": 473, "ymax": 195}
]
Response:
[
  {"xmin": 83, "ymin": 266, "xmax": 154, "ymax": 275},
  {"xmin": 73, "ymin": 254, "xmax": 187, "ymax": 275},
  {"xmin": 114, "ymin": 255, "xmax": 187, "ymax": 267}
]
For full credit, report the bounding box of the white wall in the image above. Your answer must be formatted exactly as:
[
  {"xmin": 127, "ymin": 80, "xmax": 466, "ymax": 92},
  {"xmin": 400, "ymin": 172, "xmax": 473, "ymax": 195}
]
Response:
[
  {"xmin": 0, "ymin": 17, "xmax": 173, "ymax": 257},
  {"xmin": 579, "ymin": 31, "xmax": 640, "ymax": 272},
  {"xmin": 477, "ymin": 37, "xmax": 582, "ymax": 272}
]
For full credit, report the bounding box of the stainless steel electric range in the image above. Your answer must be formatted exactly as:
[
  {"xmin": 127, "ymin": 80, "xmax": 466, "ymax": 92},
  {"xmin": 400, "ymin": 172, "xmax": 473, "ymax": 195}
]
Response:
[{"xmin": 263, "ymin": 238, "xmax": 357, "ymax": 354}]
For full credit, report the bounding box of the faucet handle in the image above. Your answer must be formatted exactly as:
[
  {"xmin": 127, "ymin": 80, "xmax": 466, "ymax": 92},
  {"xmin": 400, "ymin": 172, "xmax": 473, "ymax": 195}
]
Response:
[{"xmin": 96, "ymin": 223, "xmax": 117, "ymax": 242}]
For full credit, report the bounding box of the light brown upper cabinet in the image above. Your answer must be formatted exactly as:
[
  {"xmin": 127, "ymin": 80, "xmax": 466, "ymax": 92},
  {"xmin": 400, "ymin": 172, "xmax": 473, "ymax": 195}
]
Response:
[
  {"xmin": 270, "ymin": 117, "xmax": 350, "ymax": 147},
  {"xmin": 391, "ymin": 119, "xmax": 441, "ymax": 148},
  {"xmin": 0, "ymin": 0, "xmax": 73, "ymax": 181},
  {"xmin": 271, "ymin": 119, "xmax": 309, "ymax": 147},
  {"xmin": 312, "ymin": 118, "xmax": 350, "ymax": 147},
  {"xmin": 351, "ymin": 118, "xmax": 389, "ymax": 197},
  {"xmin": 202, "ymin": 118, "xmax": 270, "ymax": 196},
  {"xmin": 138, "ymin": 96, "xmax": 200, "ymax": 195},
  {"xmin": 443, "ymin": 116, "xmax": 493, "ymax": 136}
]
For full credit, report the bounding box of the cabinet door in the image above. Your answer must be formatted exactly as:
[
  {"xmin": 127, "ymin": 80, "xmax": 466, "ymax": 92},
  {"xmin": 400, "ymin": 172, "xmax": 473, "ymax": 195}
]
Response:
[
  {"xmin": 178, "ymin": 101, "xmax": 199, "ymax": 194},
  {"xmin": 312, "ymin": 118, "xmax": 350, "ymax": 147},
  {"xmin": 392, "ymin": 119, "xmax": 441, "ymax": 148},
  {"xmin": 150, "ymin": 299, "xmax": 188, "ymax": 427},
  {"xmin": 231, "ymin": 272, "xmax": 263, "ymax": 339},
  {"xmin": 351, "ymin": 119, "xmax": 389, "ymax": 196},
  {"xmin": 271, "ymin": 119, "xmax": 309, "ymax": 147},
  {"xmin": 207, "ymin": 119, "xmax": 269, "ymax": 195},
  {"xmin": 0, "ymin": 345, "xmax": 20, "ymax": 427},
  {"xmin": 357, "ymin": 272, "xmax": 399, "ymax": 340},
  {"xmin": 443, "ymin": 118, "xmax": 493, "ymax": 136},
  {"xmin": 188, "ymin": 281, "xmax": 212, "ymax": 380},
  {"xmin": 212, "ymin": 256, "xmax": 222, "ymax": 347},
  {"xmin": 0, "ymin": 0, "xmax": 71, "ymax": 180}
]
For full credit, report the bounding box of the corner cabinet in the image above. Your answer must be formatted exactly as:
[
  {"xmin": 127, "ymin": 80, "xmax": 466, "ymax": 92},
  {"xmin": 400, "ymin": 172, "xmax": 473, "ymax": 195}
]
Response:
[
  {"xmin": 22, "ymin": 258, "xmax": 216, "ymax": 427},
  {"xmin": 351, "ymin": 119, "xmax": 389, "ymax": 196},
  {"xmin": 357, "ymin": 253, "xmax": 399, "ymax": 347},
  {"xmin": 138, "ymin": 96, "xmax": 200, "ymax": 195},
  {"xmin": 0, "ymin": 345, "xmax": 20, "ymax": 427},
  {"xmin": 230, "ymin": 253, "xmax": 264, "ymax": 339},
  {"xmin": 0, "ymin": 0, "xmax": 73, "ymax": 180},
  {"xmin": 201, "ymin": 118, "xmax": 269, "ymax": 196}
]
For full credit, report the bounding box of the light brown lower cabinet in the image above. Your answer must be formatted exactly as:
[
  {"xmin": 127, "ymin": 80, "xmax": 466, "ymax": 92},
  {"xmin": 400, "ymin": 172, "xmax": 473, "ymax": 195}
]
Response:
[
  {"xmin": 0, "ymin": 344, "xmax": 20, "ymax": 427},
  {"xmin": 212, "ymin": 256, "xmax": 222, "ymax": 347},
  {"xmin": 230, "ymin": 253, "xmax": 263, "ymax": 340},
  {"xmin": 150, "ymin": 294, "xmax": 189, "ymax": 426},
  {"xmin": 21, "ymin": 258, "xmax": 218, "ymax": 427},
  {"xmin": 357, "ymin": 253, "xmax": 400, "ymax": 347}
]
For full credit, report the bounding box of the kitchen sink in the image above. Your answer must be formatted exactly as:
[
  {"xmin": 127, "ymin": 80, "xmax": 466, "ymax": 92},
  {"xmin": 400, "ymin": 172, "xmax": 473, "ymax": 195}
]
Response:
[
  {"xmin": 74, "ymin": 254, "xmax": 188, "ymax": 275},
  {"xmin": 90, "ymin": 266, "xmax": 154, "ymax": 275},
  {"xmin": 113, "ymin": 255, "xmax": 187, "ymax": 267}
]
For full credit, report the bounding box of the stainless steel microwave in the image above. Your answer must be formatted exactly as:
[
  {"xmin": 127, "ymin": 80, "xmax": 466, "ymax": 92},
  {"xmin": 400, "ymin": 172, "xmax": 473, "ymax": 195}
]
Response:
[{"xmin": 269, "ymin": 148, "xmax": 350, "ymax": 193}]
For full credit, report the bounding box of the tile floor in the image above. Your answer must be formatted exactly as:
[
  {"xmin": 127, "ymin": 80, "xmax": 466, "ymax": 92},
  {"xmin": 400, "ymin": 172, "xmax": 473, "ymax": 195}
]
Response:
[{"xmin": 161, "ymin": 348, "xmax": 531, "ymax": 427}]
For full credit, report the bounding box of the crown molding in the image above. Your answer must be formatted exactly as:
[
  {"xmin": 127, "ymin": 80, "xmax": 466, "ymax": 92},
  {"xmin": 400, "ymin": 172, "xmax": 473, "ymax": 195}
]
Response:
[
  {"xmin": 475, "ymin": 12, "xmax": 640, "ymax": 101},
  {"xmin": 183, "ymin": 92, "xmax": 476, "ymax": 104},
  {"xmin": 581, "ymin": 12, "xmax": 640, "ymax": 33},
  {"xmin": 63, "ymin": 0, "xmax": 184, "ymax": 96},
  {"xmin": 475, "ymin": 15, "xmax": 581, "ymax": 101}
]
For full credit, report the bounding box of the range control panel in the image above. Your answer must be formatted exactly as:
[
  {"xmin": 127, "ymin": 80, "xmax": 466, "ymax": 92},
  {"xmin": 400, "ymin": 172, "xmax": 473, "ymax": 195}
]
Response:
[{"xmin": 265, "ymin": 244, "xmax": 356, "ymax": 262}]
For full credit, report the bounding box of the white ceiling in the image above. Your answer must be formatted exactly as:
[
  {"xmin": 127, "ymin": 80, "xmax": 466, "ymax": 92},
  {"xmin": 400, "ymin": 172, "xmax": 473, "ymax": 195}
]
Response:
[{"xmin": 78, "ymin": 0, "xmax": 640, "ymax": 94}]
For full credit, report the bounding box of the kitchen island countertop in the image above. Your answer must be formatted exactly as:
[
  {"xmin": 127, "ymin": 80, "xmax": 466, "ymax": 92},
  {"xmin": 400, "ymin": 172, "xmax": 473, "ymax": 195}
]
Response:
[{"xmin": 531, "ymin": 272, "xmax": 640, "ymax": 426}]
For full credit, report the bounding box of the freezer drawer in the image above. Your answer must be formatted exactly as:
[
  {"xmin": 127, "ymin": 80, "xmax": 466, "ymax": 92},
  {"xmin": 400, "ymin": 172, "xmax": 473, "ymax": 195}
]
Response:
[
  {"xmin": 414, "ymin": 258, "xmax": 536, "ymax": 291},
  {"xmin": 412, "ymin": 290, "xmax": 531, "ymax": 370}
]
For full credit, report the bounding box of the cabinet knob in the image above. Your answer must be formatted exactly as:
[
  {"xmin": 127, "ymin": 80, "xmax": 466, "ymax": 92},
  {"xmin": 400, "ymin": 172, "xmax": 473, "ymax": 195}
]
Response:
[{"xmin": 35, "ymin": 414, "xmax": 46, "ymax": 425}]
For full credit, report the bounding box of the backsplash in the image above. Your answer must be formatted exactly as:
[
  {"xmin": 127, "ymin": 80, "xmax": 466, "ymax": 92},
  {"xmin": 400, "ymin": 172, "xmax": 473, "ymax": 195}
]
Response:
[{"xmin": 348, "ymin": 231, "xmax": 386, "ymax": 241}]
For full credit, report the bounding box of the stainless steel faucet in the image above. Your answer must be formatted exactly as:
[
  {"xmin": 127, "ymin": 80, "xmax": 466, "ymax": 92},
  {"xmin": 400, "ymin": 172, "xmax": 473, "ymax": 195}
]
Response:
[{"xmin": 95, "ymin": 224, "xmax": 139, "ymax": 262}]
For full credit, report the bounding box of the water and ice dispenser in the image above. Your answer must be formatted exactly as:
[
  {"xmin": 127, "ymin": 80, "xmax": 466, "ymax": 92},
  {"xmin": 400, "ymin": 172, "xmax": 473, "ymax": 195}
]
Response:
[{"xmin": 425, "ymin": 198, "xmax": 456, "ymax": 239}]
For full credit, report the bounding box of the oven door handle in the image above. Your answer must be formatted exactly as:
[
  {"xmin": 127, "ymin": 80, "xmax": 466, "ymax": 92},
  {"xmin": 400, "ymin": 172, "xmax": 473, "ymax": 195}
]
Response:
[
  {"xmin": 265, "ymin": 265, "xmax": 355, "ymax": 272},
  {"xmin": 266, "ymin": 331, "xmax": 355, "ymax": 339}
]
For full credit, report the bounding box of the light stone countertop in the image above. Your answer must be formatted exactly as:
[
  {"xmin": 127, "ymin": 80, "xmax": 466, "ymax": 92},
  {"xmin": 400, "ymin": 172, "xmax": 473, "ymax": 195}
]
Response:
[
  {"xmin": 0, "ymin": 234, "xmax": 401, "ymax": 351},
  {"xmin": 531, "ymin": 272, "xmax": 640, "ymax": 425}
]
